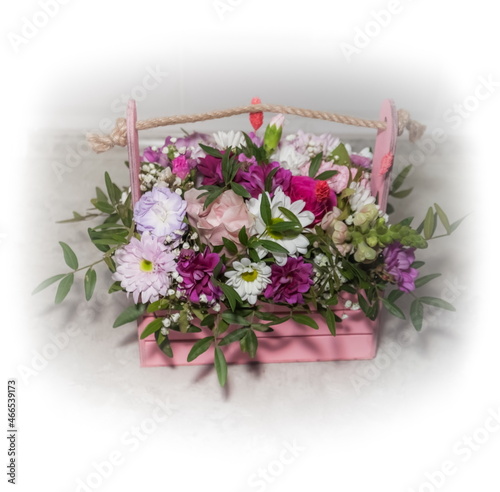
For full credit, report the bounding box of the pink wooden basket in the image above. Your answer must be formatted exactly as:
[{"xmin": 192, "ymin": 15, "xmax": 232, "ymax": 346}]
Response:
[{"xmin": 125, "ymin": 99, "xmax": 398, "ymax": 367}]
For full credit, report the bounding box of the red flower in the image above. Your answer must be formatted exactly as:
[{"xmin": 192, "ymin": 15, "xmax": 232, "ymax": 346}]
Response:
[{"xmin": 286, "ymin": 176, "xmax": 337, "ymax": 225}]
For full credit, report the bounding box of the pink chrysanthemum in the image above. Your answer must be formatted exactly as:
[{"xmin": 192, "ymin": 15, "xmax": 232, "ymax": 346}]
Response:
[{"xmin": 112, "ymin": 232, "xmax": 176, "ymax": 304}]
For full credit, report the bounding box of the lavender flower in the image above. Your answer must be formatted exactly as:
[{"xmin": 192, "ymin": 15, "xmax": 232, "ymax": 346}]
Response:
[
  {"xmin": 176, "ymin": 248, "xmax": 222, "ymax": 303},
  {"xmin": 263, "ymin": 257, "xmax": 314, "ymax": 305},
  {"xmin": 112, "ymin": 232, "xmax": 176, "ymax": 304},
  {"xmin": 134, "ymin": 187, "xmax": 187, "ymax": 240},
  {"xmin": 383, "ymin": 242, "xmax": 419, "ymax": 292}
]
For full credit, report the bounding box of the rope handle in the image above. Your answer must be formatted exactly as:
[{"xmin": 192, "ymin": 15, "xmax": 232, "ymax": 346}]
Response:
[{"xmin": 86, "ymin": 103, "xmax": 425, "ymax": 153}]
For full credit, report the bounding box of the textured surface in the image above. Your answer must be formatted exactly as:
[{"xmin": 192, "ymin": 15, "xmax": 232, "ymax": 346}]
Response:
[{"xmin": 22, "ymin": 128, "xmax": 474, "ymax": 492}]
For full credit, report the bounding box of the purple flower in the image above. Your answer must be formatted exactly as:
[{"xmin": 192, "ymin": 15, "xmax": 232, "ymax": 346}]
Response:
[
  {"xmin": 248, "ymin": 132, "xmax": 263, "ymax": 146},
  {"xmin": 263, "ymin": 257, "xmax": 314, "ymax": 305},
  {"xmin": 141, "ymin": 147, "xmax": 169, "ymax": 166},
  {"xmin": 176, "ymin": 248, "xmax": 222, "ymax": 303},
  {"xmin": 350, "ymin": 154, "xmax": 372, "ymax": 169},
  {"xmin": 134, "ymin": 187, "xmax": 187, "ymax": 240},
  {"xmin": 235, "ymin": 162, "xmax": 292, "ymax": 198},
  {"xmin": 383, "ymin": 242, "xmax": 419, "ymax": 292},
  {"xmin": 197, "ymin": 154, "xmax": 224, "ymax": 186},
  {"xmin": 112, "ymin": 232, "xmax": 176, "ymax": 304}
]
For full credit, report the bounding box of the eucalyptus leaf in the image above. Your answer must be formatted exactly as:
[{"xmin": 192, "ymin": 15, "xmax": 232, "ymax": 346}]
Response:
[
  {"xmin": 415, "ymin": 273, "xmax": 441, "ymax": 288},
  {"xmin": 423, "ymin": 207, "xmax": 436, "ymax": 240},
  {"xmin": 32, "ymin": 274, "xmax": 67, "ymax": 295},
  {"xmin": 113, "ymin": 303, "xmax": 146, "ymax": 328},
  {"xmin": 59, "ymin": 242, "xmax": 78, "ymax": 270},
  {"xmin": 214, "ymin": 347, "xmax": 228, "ymax": 386},
  {"xmin": 55, "ymin": 274, "xmax": 74, "ymax": 304},
  {"xmin": 84, "ymin": 268, "xmax": 97, "ymax": 301},
  {"xmin": 187, "ymin": 336, "xmax": 214, "ymax": 362},
  {"xmin": 381, "ymin": 298, "xmax": 406, "ymax": 320},
  {"xmin": 292, "ymin": 314, "xmax": 319, "ymax": 330},
  {"xmin": 140, "ymin": 318, "xmax": 164, "ymax": 339},
  {"xmin": 410, "ymin": 299, "xmax": 424, "ymax": 331},
  {"xmin": 419, "ymin": 297, "xmax": 456, "ymax": 311}
]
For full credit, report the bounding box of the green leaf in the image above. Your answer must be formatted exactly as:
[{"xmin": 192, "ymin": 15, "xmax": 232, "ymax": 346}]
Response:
[
  {"xmin": 140, "ymin": 318, "xmax": 164, "ymax": 339},
  {"xmin": 330, "ymin": 143, "xmax": 351, "ymax": 166},
  {"xmin": 155, "ymin": 330, "xmax": 173, "ymax": 358},
  {"xmin": 203, "ymin": 187, "xmax": 225, "ymax": 210},
  {"xmin": 315, "ymin": 170, "xmax": 339, "ymax": 181},
  {"xmin": 415, "ymin": 273, "xmax": 441, "ymax": 288},
  {"xmin": 201, "ymin": 314, "xmax": 216, "ymax": 328},
  {"xmin": 96, "ymin": 187, "xmax": 109, "ymax": 203},
  {"xmin": 240, "ymin": 330, "xmax": 258, "ymax": 358},
  {"xmin": 450, "ymin": 215, "xmax": 467, "ymax": 233},
  {"xmin": 147, "ymin": 298, "xmax": 169, "ymax": 313},
  {"xmin": 199, "ymin": 143, "xmax": 222, "ymax": 158},
  {"xmin": 391, "ymin": 188, "xmax": 413, "ymax": 199},
  {"xmin": 105, "ymin": 172, "xmax": 118, "ymax": 204},
  {"xmin": 238, "ymin": 226, "xmax": 249, "ymax": 246},
  {"xmin": 419, "ymin": 297, "xmax": 456, "ymax": 311},
  {"xmin": 113, "ymin": 303, "xmax": 146, "ymax": 328},
  {"xmin": 264, "ymin": 166, "xmax": 280, "ymax": 193},
  {"xmin": 187, "ymin": 336, "xmax": 214, "ymax": 362},
  {"xmin": 381, "ymin": 298, "xmax": 406, "ymax": 320},
  {"xmin": 84, "ymin": 268, "xmax": 97, "ymax": 301},
  {"xmin": 325, "ymin": 309, "xmax": 336, "ymax": 336},
  {"xmin": 308, "ymin": 152, "xmax": 323, "ymax": 178},
  {"xmin": 410, "ymin": 299, "xmax": 424, "ymax": 331},
  {"xmin": 221, "ymin": 312, "xmax": 251, "ymax": 326},
  {"xmin": 387, "ymin": 290, "xmax": 404, "ymax": 304},
  {"xmin": 278, "ymin": 207, "xmax": 301, "ymax": 226},
  {"xmin": 258, "ymin": 240, "xmax": 289, "ymax": 254},
  {"xmin": 412, "ymin": 261, "xmax": 425, "ymax": 269},
  {"xmin": 386, "ymin": 203, "xmax": 395, "ymax": 215},
  {"xmin": 214, "ymin": 347, "xmax": 228, "ymax": 386},
  {"xmin": 108, "ymin": 281, "xmax": 123, "ymax": 294},
  {"xmin": 423, "ymin": 207, "xmax": 436, "ymax": 240},
  {"xmin": 434, "ymin": 203, "xmax": 451, "ymax": 234},
  {"xmin": 292, "ymin": 314, "xmax": 319, "ymax": 330},
  {"xmin": 59, "ymin": 242, "xmax": 78, "ymax": 270},
  {"xmin": 391, "ymin": 164, "xmax": 413, "ymax": 192},
  {"xmin": 55, "ymin": 274, "xmax": 74, "ymax": 304},
  {"xmin": 219, "ymin": 328, "xmax": 248, "ymax": 346},
  {"xmin": 91, "ymin": 200, "xmax": 116, "ymax": 214},
  {"xmin": 222, "ymin": 237, "xmax": 238, "ymax": 255},
  {"xmin": 219, "ymin": 284, "xmax": 243, "ymax": 312},
  {"xmin": 260, "ymin": 192, "xmax": 272, "ymax": 226},
  {"xmin": 357, "ymin": 293, "xmax": 370, "ymax": 316},
  {"xmin": 230, "ymin": 182, "xmax": 251, "ymax": 199},
  {"xmin": 32, "ymin": 274, "xmax": 67, "ymax": 295}
]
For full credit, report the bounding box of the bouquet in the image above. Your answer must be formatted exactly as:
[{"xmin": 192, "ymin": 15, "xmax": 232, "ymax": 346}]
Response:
[{"xmin": 35, "ymin": 110, "xmax": 461, "ymax": 385}]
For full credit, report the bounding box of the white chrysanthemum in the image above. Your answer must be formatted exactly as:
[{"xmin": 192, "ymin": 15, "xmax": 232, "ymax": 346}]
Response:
[
  {"xmin": 213, "ymin": 130, "xmax": 245, "ymax": 150},
  {"xmin": 246, "ymin": 187, "xmax": 314, "ymax": 266},
  {"xmin": 348, "ymin": 181, "xmax": 376, "ymax": 212},
  {"xmin": 224, "ymin": 258, "xmax": 272, "ymax": 305},
  {"xmin": 272, "ymin": 144, "xmax": 309, "ymax": 175},
  {"xmin": 344, "ymin": 144, "xmax": 373, "ymax": 160}
]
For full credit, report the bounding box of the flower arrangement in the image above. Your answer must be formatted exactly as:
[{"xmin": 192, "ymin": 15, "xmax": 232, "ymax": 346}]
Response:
[{"xmin": 35, "ymin": 110, "xmax": 462, "ymax": 386}]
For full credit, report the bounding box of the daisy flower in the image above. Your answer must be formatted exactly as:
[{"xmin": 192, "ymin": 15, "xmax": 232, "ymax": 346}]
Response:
[
  {"xmin": 246, "ymin": 187, "xmax": 314, "ymax": 265},
  {"xmin": 213, "ymin": 130, "xmax": 245, "ymax": 150},
  {"xmin": 112, "ymin": 232, "xmax": 177, "ymax": 304},
  {"xmin": 224, "ymin": 258, "xmax": 272, "ymax": 305}
]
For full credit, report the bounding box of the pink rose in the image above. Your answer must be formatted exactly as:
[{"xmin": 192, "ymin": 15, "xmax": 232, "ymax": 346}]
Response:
[
  {"xmin": 184, "ymin": 189, "xmax": 254, "ymax": 248},
  {"xmin": 172, "ymin": 155, "xmax": 191, "ymax": 180}
]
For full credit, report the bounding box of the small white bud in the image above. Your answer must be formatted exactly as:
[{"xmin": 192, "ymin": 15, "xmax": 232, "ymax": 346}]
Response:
[
  {"xmin": 177, "ymin": 276, "xmax": 184, "ymax": 284},
  {"xmin": 199, "ymin": 294, "xmax": 208, "ymax": 304},
  {"xmin": 193, "ymin": 244, "xmax": 200, "ymax": 252},
  {"xmin": 175, "ymin": 290, "xmax": 182, "ymax": 299},
  {"xmin": 170, "ymin": 137, "xmax": 177, "ymax": 143},
  {"xmin": 162, "ymin": 318, "xmax": 171, "ymax": 328},
  {"xmin": 344, "ymin": 300, "xmax": 352, "ymax": 308},
  {"xmin": 167, "ymin": 289, "xmax": 175, "ymax": 296},
  {"xmin": 160, "ymin": 327, "xmax": 169, "ymax": 336},
  {"xmin": 351, "ymin": 303, "xmax": 360, "ymax": 311},
  {"xmin": 182, "ymin": 242, "xmax": 190, "ymax": 249},
  {"xmin": 342, "ymin": 314, "xmax": 349, "ymax": 320},
  {"xmin": 213, "ymin": 303, "xmax": 221, "ymax": 313},
  {"xmin": 175, "ymin": 188, "xmax": 183, "ymax": 195},
  {"xmin": 171, "ymin": 313, "xmax": 180, "ymax": 323},
  {"xmin": 191, "ymin": 232, "xmax": 198, "ymax": 240}
]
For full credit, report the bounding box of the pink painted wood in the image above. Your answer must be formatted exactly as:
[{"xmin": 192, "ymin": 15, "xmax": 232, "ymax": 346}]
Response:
[
  {"xmin": 127, "ymin": 98, "xmax": 398, "ymax": 367},
  {"xmin": 126, "ymin": 100, "xmax": 142, "ymax": 206},
  {"xmin": 370, "ymin": 99, "xmax": 397, "ymax": 211}
]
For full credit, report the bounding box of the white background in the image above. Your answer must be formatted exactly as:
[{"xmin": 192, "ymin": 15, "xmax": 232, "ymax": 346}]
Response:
[{"xmin": 1, "ymin": 1, "xmax": 499, "ymax": 491}]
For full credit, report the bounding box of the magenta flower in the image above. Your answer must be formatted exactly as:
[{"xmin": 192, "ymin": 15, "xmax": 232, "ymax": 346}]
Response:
[
  {"xmin": 112, "ymin": 232, "xmax": 176, "ymax": 304},
  {"xmin": 171, "ymin": 155, "xmax": 191, "ymax": 179},
  {"xmin": 134, "ymin": 187, "xmax": 187, "ymax": 240},
  {"xmin": 286, "ymin": 176, "xmax": 337, "ymax": 225},
  {"xmin": 176, "ymin": 248, "xmax": 222, "ymax": 303},
  {"xmin": 264, "ymin": 257, "xmax": 314, "ymax": 305},
  {"xmin": 383, "ymin": 242, "xmax": 419, "ymax": 292},
  {"xmin": 235, "ymin": 162, "xmax": 292, "ymax": 198},
  {"xmin": 197, "ymin": 154, "xmax": 224, "ymax": 186}
]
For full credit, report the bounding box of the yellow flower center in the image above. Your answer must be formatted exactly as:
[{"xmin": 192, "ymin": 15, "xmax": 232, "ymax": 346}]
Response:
[
  {"xmin": 140, "ymin": 259, "xmax": 154, "ymax": 272},
  {"xmin": 241, "ymin": 269, "xmax": 259, "ymax": 282},
  {"xmin": 267, "ymin": 217, "xmax": 285, "ymax": 240}
]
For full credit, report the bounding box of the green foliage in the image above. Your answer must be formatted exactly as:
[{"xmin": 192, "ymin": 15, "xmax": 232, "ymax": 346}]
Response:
[
  {"xmin": 59, "ymin": 242, "xmax": 78, "ymax": 270},
  {"xmin": 214, "ymin": 347, "xmax": 228, "ymax": 386},
  {"xmin": 187, "ymin": 336, "xmax": 214, "ymax": 362},
  {"xmin": 113, "ymin": 303, "xmax": 146, "ymax": 328},
  {"xmin": 84, "ymin": 268, "xmax": 97, "ymax": 301}
]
